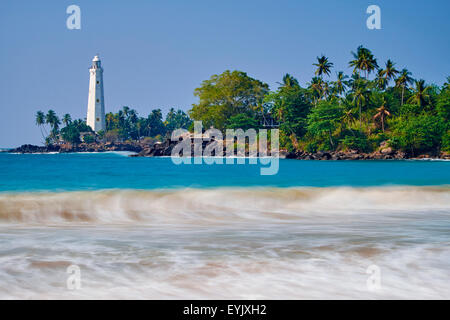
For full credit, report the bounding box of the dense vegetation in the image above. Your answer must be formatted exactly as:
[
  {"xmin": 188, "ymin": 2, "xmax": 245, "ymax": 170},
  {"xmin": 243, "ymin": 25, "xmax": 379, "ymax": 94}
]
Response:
[
  {"xmin": 189, "ymin": 46, "xmax": 449, "ymax": 156},
  {"xmin": 35, "ymin": 107, "xmax": 192, "ymax": 145},
  {"xmin": 36, "ymin": 46, "xmax": 449, "ymax": 156}
]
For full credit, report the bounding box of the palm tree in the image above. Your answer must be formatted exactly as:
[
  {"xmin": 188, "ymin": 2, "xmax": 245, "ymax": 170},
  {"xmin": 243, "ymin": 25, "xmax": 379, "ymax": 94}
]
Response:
[
  {"xmin": 45, "ymin": 137, "xmax": 52, "ymax": 146},
  {"xmin": 408, "ymin": 79, "xmax": 431, "ymax": 107},
  {"xmin": 373, "ymin": 99, "xmax": 391, "ymax": 132},
  {"xmin": 375, "ymin": 69, "xmax": 387, "ymax": 90},
  {"xmin": 106, "ymin": 112, "xmax": 115, "ymax": 130},
  {"xmin": 395, "ymin": 69, "xmax": 414, "ymax": 105},
  {"xmin": 380, "ymin": 59, "xmax": 399, "ymax": 84},
  {"xmin": 122, "ymin": 106, "xmax": 130, "ymax": 118},
  {"xmin": 342, "ymin": 109, "xmax": 356, "ymax": 135},
  {"xmin": 45, "ymin": 110, "xmax": 60, "ymax": 144},
  {"xmin": 62, "ymin": 114, "xmax": 72, "ymax": 126},
  {"xmin": 45, "ymin": 110, "xmax": 60, "ymax": 130},
  {"xmin": 35, "ymin": 111, "xmax": 47, "ymax": 142},
  {"xmin": 322, "ymin": 81, "xmax": 331, "ymax": 100},
  {"xmin": 443, "ymin": 76, "xmax": 450, "ymax": 91},
  {"xmin": 333, "ymin": 71, "xmax": 349, "ymax": 96},
  {"xmin": 128, "ymin": 109, "xmax": 138, "ymax": 124},
  {"xmin": 118, "ymin": 110, "xmax": 125, "ymax": 127},
  {"xmin": 348, "ymin": 46, "xmax": 379, "ymax": 79},
  {"xmin": 351, "ymin": 81, "xmax": 370, "ymax": 130},
  {"xmin": 308, "ymin": 77, "xmax": 324, "ymax": 106},
  {"xmin": 313, "ymin": 55, "xmax": 333, "ymax": 78},
  {"xmin": 278, "ymin": 73, "xmax": 299, "ymax": 88}
]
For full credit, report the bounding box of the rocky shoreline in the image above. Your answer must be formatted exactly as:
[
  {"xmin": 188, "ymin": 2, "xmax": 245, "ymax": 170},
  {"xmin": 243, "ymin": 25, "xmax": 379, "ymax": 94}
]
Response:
[
  {"xmin": 132, "ymin": 139, "xmax": 450, "ymax": 160},
  {"xmin": 5, "ymin": 140, "xmax": 450, "ymax": 160}
]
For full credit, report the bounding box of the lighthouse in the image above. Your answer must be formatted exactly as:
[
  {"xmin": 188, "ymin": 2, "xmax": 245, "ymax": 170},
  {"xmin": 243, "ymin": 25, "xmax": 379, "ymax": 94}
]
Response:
[{"xmin": 86, "ymin": 55, "xmax": 106, "ymax": 132}]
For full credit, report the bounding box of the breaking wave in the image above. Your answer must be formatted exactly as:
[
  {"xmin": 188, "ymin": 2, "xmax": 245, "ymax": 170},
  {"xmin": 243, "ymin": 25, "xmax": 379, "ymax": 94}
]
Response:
[{"xmin": 1, "ymin": 186, "xmax": 449, "ymax": 225}]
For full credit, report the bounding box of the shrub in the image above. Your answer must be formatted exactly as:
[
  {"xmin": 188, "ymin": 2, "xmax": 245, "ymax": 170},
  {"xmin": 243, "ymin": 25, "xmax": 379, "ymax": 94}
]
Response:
[
  {"xmin": 391, "ymin": 114, "xmax": 445, "ymax": 155},
  {"xmin": 83, "ymin": 135, "xmax": 95, "ymax": 144},
  {"xmin": 340, "ymin": 135, "xmax": 370, "ymax": 152},
  {"xmin": 442, "ymin": 130, "xmax": 450, "ymax": 152},
  {"xmin": 305, "ymin": 141, "xmax": 318, "ymax": 153}
]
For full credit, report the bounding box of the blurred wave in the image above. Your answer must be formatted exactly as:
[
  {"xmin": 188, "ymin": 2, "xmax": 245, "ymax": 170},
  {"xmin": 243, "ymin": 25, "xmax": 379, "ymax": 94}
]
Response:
[{"xmin": 1, "ymin": 186, "xmax": 449, "ymax": 225}]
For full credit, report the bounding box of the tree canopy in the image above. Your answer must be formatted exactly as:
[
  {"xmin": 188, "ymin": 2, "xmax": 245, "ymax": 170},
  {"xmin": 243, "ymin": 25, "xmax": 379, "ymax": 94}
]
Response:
[{"xmin": 189, "ymin": 70, "xmax": 269, "ymax": 130}]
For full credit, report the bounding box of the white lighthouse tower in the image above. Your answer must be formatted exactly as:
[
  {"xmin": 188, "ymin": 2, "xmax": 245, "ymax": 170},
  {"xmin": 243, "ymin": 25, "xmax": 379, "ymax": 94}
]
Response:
[{"xmin": 86, "ymin": 55, "xmax": 106, "ymax": 132}]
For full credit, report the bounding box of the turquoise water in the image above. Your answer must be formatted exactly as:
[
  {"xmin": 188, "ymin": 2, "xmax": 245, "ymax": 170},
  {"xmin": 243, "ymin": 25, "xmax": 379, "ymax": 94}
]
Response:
[
  {"xmin": 0, "ymin": 153, "xmax": 449, "ymax": 192},
  {"xmin": 0, "ymin": 152, "xmax": 449, "ymax": 299}
]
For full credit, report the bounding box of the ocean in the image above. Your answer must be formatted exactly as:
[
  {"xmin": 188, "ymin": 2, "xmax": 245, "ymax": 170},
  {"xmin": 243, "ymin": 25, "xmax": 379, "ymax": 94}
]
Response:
[{"xmin": 0, "ymin": 152, "xmax": 449, "ymax": 299}]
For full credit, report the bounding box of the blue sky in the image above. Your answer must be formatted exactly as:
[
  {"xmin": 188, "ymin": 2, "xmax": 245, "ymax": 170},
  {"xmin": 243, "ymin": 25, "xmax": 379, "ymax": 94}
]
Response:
[{"xmin": 0, "ymin": 0, "xmax": 449, "ymax": 147}]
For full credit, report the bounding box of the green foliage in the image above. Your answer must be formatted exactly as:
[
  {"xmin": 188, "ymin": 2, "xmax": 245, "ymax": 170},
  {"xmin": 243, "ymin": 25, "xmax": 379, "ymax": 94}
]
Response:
[
  {"xmin": 437, "ymin": 88, "xmax": 450, "ymax": 121},
  {"xmin": 441, "ymin": 130, "xmax": 450, "ymax": 152},
  {"xmin": 340, "ymin": 134, "xmax": 370, "ymax": 152},
  {"xmin": 304, "ymin": 141, "xmax": 318, "ymax": 153},
  {"xmin": 83, "ymin": 135, "xmax": 95, "ymax": 144},
  {"xmin": 146, "ymin": 109, "xmax": 165, "ymax": 137},
  {"xmin": 264, "ymin": 81, "xmax": 310, "ymax": 138},
  {"xmin": 165, "ymin": 108, "xmax": 192, "ymax": 132},
  {"xmin": 399, "ymin": 103, "xmax": 422, "ymax": 116},
  {"xmin": 34, "ymin": 50, "xmax": 449, "ymax": 156},
  {"xmin": 307, "ymin": 101, "xmax": 343, "ymax": 149},
  {"xmin": 60, "ymin": 124, "xmax": 81, "ymax": 145},
  {"xmin": 226, "ymin": 114, "xmax": 258, "ymax": 130},
  {"xmin": 104, "ymin": 106, "xmax": 190, "ymax": 140},
  {"xmin": 391, "ymin": 114, "xmax": 445, "ymax": 155},
  {"xmin": 189, "ymin": 70, "xmax": 269, "ymax": 130}
]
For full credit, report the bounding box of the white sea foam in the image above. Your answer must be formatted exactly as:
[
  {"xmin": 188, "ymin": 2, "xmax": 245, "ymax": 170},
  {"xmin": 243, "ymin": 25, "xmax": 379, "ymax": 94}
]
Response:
[
  {"xmin": 0, "ymin": 186, "xmax": 449, "ymax": 299},
  {"xmin": 0, "ymin": 186, "xmax": 448, "ymax": 225}
]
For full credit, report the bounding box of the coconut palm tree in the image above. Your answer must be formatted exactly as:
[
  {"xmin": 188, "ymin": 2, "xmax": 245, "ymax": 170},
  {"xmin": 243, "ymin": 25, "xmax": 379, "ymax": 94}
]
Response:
[
  {"xmin": 380, "ymin": 59, "xmax": 399, "ymax": 84},
  {"xmin": 373, "ymin": 99, "xmax": 391, "ymax": 132},
  {"xmin": 408, "ymin": 79, "xmax": 431, "ymax": 107},
  {"xmin": 117, "ymin": 110, "xmax": 125, "ymax": 127},
  {"xmin": 45, "ymin": 110, "xmax": 60, "ymax": 144},
  {"xmin": 62, "ymin": 114, "xmax": 72, "ymax": 126},
  {"xmin": 313, "ymin": 55, "xmax": 333, "ymax": 78},
  {"xmin": 342, "ymin": 109, "xmax": 357, "ymax": 135},
  {"xmin": 278, "ymin": 73, "xmax": 299, "ymax": 88},
  {"xmin": 395, "ymin": 69, "xmax": 414, "ymax": 105},
  {"xmin": 348, "ymin": 46, "xmax": 378, "ymax": 79},
  {"xmin": 45, "ymin": 110, "xmax": 60, "ymax": 130},
  {"xmin": 35, "ymin": 111, "xmax": 47, "ymax": 141},
  {"xmin": 351, "ymin": 81, "xmax": 370, "ymax": 130},
  {"xmin": 308, "ymin": 77, "xmax": 324, "ymax": 106},
  {"xmin": 322, "ymin": 81, "xmax": 331, "ymax": 100},
  {"xmin": 128, "ymin": 109, "xmax": 138, "ymax": 124},
  {"xmin": 122, "ymin": 106, "xmax": 130, "ymax": 120},
  {"xmin": 375, "ymin": 69, "xmax": 387, "ymax": 90},
  {"xmin": 333, "ymin": 71, "xmax": 349, "ymax": 96},
  {"xmin": 443, "ymin": 76, "xmax": 450, "ymax": 91},
  {"xmin": 106, "ymin": 112, "xmax": 115, "ymax": 130}
]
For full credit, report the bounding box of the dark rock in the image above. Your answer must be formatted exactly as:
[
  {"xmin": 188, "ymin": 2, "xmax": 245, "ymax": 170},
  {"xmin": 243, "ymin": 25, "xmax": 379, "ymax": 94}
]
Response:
[{"xmin": 10, "ymin": 144, "xmax": 60, "ymax": 153}]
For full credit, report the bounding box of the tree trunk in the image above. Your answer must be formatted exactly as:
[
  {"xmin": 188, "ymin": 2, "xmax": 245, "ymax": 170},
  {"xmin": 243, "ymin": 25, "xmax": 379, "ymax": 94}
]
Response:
[
  {"xmin": 329, "ymin": 130, "xmax": 334, "ymax": 147},
  {"xmin": 359, "ymin": 103, "xmax": 362, "ymax": 131},
  {"xmin": 401, "ymin": 86, "xmax": 405, "ymax": 106}
]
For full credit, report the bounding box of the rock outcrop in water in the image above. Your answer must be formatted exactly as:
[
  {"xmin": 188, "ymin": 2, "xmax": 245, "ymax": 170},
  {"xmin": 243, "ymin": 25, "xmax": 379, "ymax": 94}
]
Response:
[
  {"xmin": 8, "ymin": 144, "xmax": 61, "ymax": 153},
  {"xmin": 9, "ymin": 142, "xmax": 143, "ymax": 154}
]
